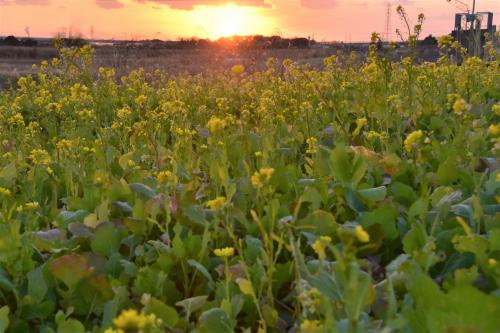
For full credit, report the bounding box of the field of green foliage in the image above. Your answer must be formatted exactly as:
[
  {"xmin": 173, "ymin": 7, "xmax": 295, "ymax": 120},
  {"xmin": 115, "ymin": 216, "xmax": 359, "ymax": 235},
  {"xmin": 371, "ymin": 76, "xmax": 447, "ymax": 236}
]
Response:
[{"xmin": 0, "ymin": 33, "xmax": 499, "ymax": 333}]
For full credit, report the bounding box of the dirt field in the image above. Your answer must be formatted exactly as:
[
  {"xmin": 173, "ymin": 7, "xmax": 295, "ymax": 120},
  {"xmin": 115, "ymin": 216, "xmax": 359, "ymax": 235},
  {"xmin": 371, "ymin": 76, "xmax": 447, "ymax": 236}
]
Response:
[{"xmin": 0, "ymin": 44, "xmax": 440, "ymax": 88}]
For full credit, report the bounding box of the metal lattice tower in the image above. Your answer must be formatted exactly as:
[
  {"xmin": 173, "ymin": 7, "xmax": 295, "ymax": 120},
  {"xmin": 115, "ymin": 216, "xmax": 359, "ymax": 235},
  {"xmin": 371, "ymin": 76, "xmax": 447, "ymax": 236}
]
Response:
[{"xmin": 385, "ymin": 3, "xmax": 392, "ymax": 41}]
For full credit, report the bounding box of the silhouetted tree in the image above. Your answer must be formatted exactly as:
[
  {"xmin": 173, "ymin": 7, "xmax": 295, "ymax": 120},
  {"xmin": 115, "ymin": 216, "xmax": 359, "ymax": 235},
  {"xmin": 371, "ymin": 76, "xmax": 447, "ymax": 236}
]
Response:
[{"xmin": 3, "ymin": 35, "xmax": 20, "ymax": 46}]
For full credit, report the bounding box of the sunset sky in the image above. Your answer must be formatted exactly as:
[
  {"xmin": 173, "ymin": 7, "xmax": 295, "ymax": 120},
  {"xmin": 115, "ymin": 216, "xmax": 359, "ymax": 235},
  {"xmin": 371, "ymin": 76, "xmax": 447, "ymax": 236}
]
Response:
[{"xmin": 0, "ymin": 0, "xmax": 499, "ymax": 41}]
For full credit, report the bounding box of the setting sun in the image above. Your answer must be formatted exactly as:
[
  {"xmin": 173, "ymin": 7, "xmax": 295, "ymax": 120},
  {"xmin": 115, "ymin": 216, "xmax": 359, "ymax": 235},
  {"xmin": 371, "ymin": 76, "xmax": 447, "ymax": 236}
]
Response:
[{"xmin": 189, "ymin": 4, "xmax": 274, "ymax": 39}]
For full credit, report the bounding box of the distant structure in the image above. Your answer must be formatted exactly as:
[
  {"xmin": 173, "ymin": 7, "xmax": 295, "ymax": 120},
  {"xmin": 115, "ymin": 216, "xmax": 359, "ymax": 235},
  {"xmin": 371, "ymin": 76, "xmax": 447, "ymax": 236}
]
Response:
[
  {"xmin": 448, "ymin": 0, "xmax": 497, "ymax": 57},
  {"xmin": 385, "ymin": 3, "xmax": 392, "ymax": 41}
]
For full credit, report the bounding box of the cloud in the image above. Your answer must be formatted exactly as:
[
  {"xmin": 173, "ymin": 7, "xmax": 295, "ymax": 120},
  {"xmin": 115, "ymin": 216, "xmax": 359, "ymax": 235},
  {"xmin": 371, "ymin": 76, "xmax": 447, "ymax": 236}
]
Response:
[
  {"xmin": 0, "ymin": 0, "xmax": 49, "ymax": 5},
  {"xmin": 300, "ymin": 0, "xmax": 337, "ymax": 9},
  {"xmin": 96, "ymin": 0, "xmax": 124, "ymax": 9},
  {"xmin": 134, "ymin": 0, "xmax": 271, "ymax": 10}
]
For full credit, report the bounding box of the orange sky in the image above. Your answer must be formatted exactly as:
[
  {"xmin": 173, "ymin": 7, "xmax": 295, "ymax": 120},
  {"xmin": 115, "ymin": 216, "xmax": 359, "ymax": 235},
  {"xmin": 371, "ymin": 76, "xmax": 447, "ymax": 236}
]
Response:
[{"xmin": 0, "ymin": 0, "xmax": 499, "ymax": 41}]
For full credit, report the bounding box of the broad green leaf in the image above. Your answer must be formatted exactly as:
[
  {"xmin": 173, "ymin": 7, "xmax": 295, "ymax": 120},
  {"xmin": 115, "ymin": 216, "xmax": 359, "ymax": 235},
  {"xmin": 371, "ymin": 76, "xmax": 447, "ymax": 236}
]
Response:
[
  {"xmin": 198, "ymin": 308, "xmax": 233, "ymax": 333},
  {"xmin": 183, "ymin": 205, "xmax": 206, "ymax": 226},
  {"xmin": 297, "ymin": 210, "xmax": 337, "ymax": 236},
  {"xmin": 57, "ymin": 319, "xmax": 84, "ymax": 333},
  {"xmin": 0, "ymin": 163, "xmax": 16, "ymax": 185},
  {"xmin": 437, "ymin": 155, "xmax": 458, "ymax": 185},
  {"xmin": 176, "ymin": 296, "xmax": 208, "ymax": 315},
  {"xmin": 49, "ymin": 254, "xmax": 91, "ymax": 289},
  {"xmin": 187, "ymin": 259, "xmax": 214, "ymax": 289},
  {"xmin": 28, "ymin": 266, "xmax": 48, "ymax": 302},
  {"xmin": 129, "ymin": 183, "xmax": 156, "ymax": 199},
  {"xmin": 143, "ymin": 297, "xmax": 179, "ymax": 328},
  {"xmin": 0, "ymin": 306, "xmax": 9, "ymax": 333},
  {"xmin": 91, "ymin": 223, "xmax": 122, "ymax": 257},
  {"xmin": 359, "ymin": 206, "xmax": 398, "ymax": 240},
  {"xmin": 330, "ymin": 145, "xmax": 351, "ymax": 183},
  {"xmin": 358, "ymin": 186, "xmax": 387, "ymax": 203}
]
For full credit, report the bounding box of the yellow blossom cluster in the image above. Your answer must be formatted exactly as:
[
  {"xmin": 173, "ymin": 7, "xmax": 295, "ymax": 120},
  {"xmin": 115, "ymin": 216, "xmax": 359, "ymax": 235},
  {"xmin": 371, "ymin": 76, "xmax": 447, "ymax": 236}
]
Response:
[
  {"xmin": 157, "ymin": 170, "xmax": 177, "ymax": 186},
  {"xmin": 214, "ymin": 247, "xmax": 235, "ymax": 257},
  {"xmin": 29, "ymin": 149, "xmax": 52, "ymax": 165},
  {"xmin": 404, "ymin": 130, "xmax": 423, "ymax": 153},
  {"xmin": 207, "ymin": 116, "xmax": 227, "ymax": 134},
  {"xmin": 111, "ymin": 309, "xmax": 160, "ymax": 331},
  {"xmin": 306, "ymin": 137, "xmax": 318, "ymax": 154},
  {"xmin": 355, "ymin": 226, "xmax": 370, "ymax": 243},
  {"xmin": 206, "ymin": 196, "xmax": 226, "ymax": 210},
  {"xmin": 311, "ymin": 236, "xmax": 332, "ymax": 259},
  {"xmin": 251, "ymin": 167, "xmax": 275, "ymax": 189},
  {"xmin": 231, "ymin": 64, "xmax": 245, "ymax": 76}
]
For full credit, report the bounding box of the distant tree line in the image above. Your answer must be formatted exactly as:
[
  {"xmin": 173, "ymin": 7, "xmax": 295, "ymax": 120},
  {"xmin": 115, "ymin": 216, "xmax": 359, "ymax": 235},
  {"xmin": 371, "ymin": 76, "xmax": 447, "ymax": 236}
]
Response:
[
  {"xmin": 0, "ymin": 35, "xmax": 38, "ymax": 47},
  {"xmin": 116, "ymin": 35, "xmax": 315, "ymax": 50},
  {"xmin": 0, "ymin": 35, "xmax": 88, "ymax": 47}
]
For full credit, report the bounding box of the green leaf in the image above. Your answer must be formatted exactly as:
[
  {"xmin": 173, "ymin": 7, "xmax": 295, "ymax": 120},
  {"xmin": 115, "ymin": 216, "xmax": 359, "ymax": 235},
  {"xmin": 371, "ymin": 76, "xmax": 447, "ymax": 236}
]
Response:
[
  {"xmin": 187, "ymin": 260, "xmax": 214, "ymax": 289},
  {"xmin": 296, "ymin": 210, "xmax": 337, "ymax": 236},
  {"xmin": 407, "ymin": 273, "xmax": 500, "ymax": 332},
  {"xmin": 129, "ymin": 183, "xmax": 156, "ymax": 199},
  {"xmin": 0, "ymin": 306, "xmax": 9, "ymax": 333},
  {"xmin": 437, "ymin": 155, "xmax": 458, "ymax": 185},
  {"xmin": 198, "ymin": 308, "xmax": 233, "ymax": 333},
  {"xmin": 57, "ymin": 210, "xmax": 89, "ymax": 228},
  {"xmin": 49, "ymin": 254, "xmax": 91, "ymax": 289},
  {"xmin": 28, "ymin": 266, "xmax": 48, "ymax": 302},
  {"xmin": 409, "ymin": 198, "xmax": 428, "ymax": 219},
  {"xmin": 57, "ymin": 319, "xmax": 84, "ymax": 333},
  {"xmin": 330, "ymin": 145, "xmax": 351, "ymax": 183},
  {"xmin": 91, "ymin": 223, "xmax": 122, "ymax": 257},
  {"xmin": 143, "ymin": 297, "xmax": 179, "ymax": 328},
  {"xmin": 183, "ymin": 205, "xmax": 206, "ymax": 226},
  {"xmin": 358, "ymin": 186, "xmax": 387, "ymax": 203},
  {"xmin": 359, "ymin": 206, "xmax": 398, "ymax": 240},
  {"xmin": 0, "ymin": 163, "xmax": 16, "ymax": 185},
  {"xmin": 176, "ymin": 296, "xmax": 208, "ymax": 315}
]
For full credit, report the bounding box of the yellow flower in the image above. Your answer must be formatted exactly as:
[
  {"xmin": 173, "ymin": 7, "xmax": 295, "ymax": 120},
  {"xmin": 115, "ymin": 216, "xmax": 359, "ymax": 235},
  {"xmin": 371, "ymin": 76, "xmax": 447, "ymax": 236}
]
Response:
[
  {"xmin": 207, "ymin": 116, "xmax": 227, "ymax": 134},
  {"xmin": 404, "ymin": 130, "xmax": 423, "ymax": 152},
  {"xmin": 355, "ymin": 226, "xmax": 370, "ymax": 243},
  {"xmin": 104, "ymin": 329, "xmax": 124, "ymax": 333},
  {"xmin": 46, "ymin": 167, "xmax": 54, "ymax": 175},
  {"xmin": 492, "ymin": 104, "xmax": 500, "ymax": 116},
  {"xmin": 116, "ymin": 107, "xmax": 132, "ymax": 119},
  {"xmin": 113, "ymin": 309, "xmax": 156, "ymax": 330},
  {"xmin": 207, "ymin": 196, "xmax": 226, "ymax": 210},
  {"xmin": 157, "ymin": 171, "xmax": 177, "ymax": 186},
  {"xmin": 29, "ymin": 149, "xmax": 52, "ymax": 165},
  {"xmin": 488, "ymin": 258, "xmax": 498, "ymax": 267},
  {"xmin": 300, "ymin": 319, "xmax": 322, "ymax": 332},
  {"xmin": 0, "ymin": 187, "xmax": 11, "ymax": 196},
  {"xmin": 488, "ymin": 124, "xmax": 500, "ymax": 137},
  {"xmin": 214, "ymin": 247, "xmax": 235, "ymax": 257},
  {"xmin": 311, "ymin": 236, "xmax": 332, "ymax": 259},
  {"xmin": 306, "ymin": 137, "xmax": 318, "ymax": 154},
  {"xmin": 452, "ymin": 98, "xmax": 470, "ymax": 115},
  {"xmin": 25, "ymin": 202, "xmax": 40, "ymax": 210},
  {"xmin": 231, "ymin": 64, "xmax": 245, "ymax": 76},
  {"xmin": 255, "ymin": 151, "xmax": 263, "ymax": 157},
  {"xmin": 251, "ymin": 167, "xmax": 275, "ymax": 189},
  {"xmin": 353, "ymin": 117, "xmax": 367, "ymax": 136}
]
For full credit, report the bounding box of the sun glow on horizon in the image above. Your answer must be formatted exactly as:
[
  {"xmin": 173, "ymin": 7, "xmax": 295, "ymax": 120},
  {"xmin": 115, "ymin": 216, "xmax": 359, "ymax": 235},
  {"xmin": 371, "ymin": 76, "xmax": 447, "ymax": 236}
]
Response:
[{"xmin": 189, "ymin": 4, "xmax": 274, "ymax": 40}]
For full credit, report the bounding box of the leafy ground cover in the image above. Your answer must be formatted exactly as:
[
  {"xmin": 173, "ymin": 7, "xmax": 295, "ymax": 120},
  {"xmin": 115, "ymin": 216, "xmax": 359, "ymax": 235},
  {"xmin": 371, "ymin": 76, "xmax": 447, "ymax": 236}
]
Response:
[{"xmin": 0, "ymin": 35, "xmax": 499, "ymax": 333}]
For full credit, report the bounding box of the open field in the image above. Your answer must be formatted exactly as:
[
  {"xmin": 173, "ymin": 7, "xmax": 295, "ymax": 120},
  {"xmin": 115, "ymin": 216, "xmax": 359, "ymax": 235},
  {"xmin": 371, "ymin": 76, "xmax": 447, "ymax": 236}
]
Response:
[
  {"xmin": 0, "ymin": 40, "xmax": 499, "ymax": 333},
  {"xmin": 0, "ymin": 43, "xmax": 441, "ymax": 89}
]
